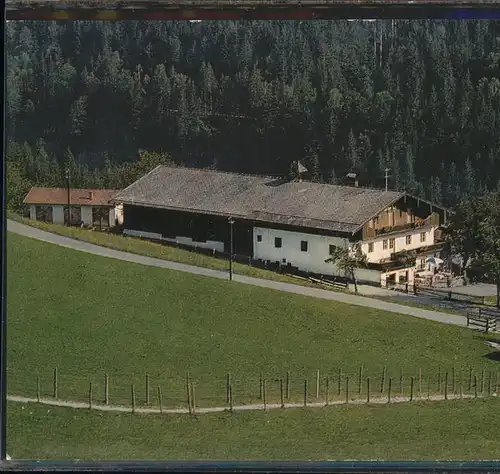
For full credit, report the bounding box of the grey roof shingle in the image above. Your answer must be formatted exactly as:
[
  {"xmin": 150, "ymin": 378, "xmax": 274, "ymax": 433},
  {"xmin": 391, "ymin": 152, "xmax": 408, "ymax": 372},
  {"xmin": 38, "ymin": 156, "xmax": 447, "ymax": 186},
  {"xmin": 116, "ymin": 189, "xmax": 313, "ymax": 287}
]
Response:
[{"xmin": 113, "ymin": 166, "xmax": 405, "ymax": 234}]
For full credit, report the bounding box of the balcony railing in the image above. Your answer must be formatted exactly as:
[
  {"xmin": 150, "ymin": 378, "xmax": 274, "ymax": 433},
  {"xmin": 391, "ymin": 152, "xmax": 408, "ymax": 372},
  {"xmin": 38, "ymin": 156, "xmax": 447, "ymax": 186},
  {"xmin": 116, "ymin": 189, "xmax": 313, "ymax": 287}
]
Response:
[
  {"xmin": 364, "ymin": 214, "xmax": 441, "ymax": 240},
  {"xmin": 374, "ymin": 214, "xmax": 440, "ymax": 237}
]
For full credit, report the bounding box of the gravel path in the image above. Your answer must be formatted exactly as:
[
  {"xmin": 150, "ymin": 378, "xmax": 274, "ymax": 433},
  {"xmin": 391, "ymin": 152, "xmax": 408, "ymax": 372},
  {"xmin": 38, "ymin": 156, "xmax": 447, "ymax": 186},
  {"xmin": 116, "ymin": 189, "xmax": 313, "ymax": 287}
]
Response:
[
  {"xmin": 7, "ymin": 219, "xmax": 467, "ymax": 328},
  {"xmin": 7, "ymin": 393, "xmax": 481, "ymax": 415}
]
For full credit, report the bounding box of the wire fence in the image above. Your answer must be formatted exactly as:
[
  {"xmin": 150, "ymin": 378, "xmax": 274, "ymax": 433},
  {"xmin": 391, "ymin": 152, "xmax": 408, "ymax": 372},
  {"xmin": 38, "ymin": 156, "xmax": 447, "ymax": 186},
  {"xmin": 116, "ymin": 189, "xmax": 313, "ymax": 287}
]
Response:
[{"xmin": 9, "ymin": 365, "xmax": 500, "ymax": 414}]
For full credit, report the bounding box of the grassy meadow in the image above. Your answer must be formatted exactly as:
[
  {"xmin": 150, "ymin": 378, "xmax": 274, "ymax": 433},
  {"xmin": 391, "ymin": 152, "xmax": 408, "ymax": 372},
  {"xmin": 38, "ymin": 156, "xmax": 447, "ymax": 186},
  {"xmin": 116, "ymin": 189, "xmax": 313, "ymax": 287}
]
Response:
[
  {"xmin": 8, "ymin": 398, "xmax": 500, "ymax": 460},
  {"xmin": 7, "ymin": 231, "xmax": 500, "ymax": 410}
]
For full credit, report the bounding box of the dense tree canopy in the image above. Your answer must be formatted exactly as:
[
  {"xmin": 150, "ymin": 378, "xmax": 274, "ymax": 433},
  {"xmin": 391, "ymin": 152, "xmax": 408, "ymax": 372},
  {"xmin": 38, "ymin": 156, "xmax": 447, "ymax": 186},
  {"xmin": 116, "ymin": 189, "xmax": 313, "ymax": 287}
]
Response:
[
  {"xmin": 445, "ymin": 189, "xmax": 500, "ymax": 305},
  {"xmin": 6, "ymin": 20, "xmax": 500, "ymax": 210}
]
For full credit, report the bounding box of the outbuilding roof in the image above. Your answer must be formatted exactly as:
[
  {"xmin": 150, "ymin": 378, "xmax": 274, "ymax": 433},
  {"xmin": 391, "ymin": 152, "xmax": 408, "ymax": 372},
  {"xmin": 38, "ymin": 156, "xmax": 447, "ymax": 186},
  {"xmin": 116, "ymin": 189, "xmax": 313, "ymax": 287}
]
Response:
[
  {"xmin": 113, "ymin": 166, "xmax": 410, "ymax": 234},
  {"xmin": 24, "ymin": 187, "xmax": 119, "ymax": 207}
]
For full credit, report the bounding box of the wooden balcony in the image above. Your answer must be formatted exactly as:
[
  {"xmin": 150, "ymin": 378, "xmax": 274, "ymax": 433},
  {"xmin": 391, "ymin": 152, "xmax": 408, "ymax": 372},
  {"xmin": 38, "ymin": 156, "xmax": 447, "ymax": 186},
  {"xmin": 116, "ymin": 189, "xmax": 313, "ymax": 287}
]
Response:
[{"xmin": 364, "ymin": 213, "xmax": 441, "ymax": 240}]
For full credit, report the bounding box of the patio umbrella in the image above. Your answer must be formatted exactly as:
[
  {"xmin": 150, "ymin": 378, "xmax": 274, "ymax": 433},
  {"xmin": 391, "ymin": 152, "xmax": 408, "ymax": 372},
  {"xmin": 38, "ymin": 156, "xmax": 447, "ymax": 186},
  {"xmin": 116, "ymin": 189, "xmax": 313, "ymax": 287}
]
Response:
[{"xmin": 426, "ymin": 257, "xmax": 444, "ymax": 266}]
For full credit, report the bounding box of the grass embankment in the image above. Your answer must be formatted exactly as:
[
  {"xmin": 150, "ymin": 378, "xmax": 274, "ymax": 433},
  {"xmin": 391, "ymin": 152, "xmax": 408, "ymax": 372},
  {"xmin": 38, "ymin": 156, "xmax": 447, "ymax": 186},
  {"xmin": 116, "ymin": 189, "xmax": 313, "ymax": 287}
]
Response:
[
  {"xmin": 8, "ymin": 398, "xmax": 500, "ymax": 460},
  {"xmin": 8, "ymin": 232, "xmax": 500, "ymax": 410},
  {"xmin": 10, "ymin": 212, "xmax": 499, "ymax": 313},
  {"xmin": 7, "ymin": 212, "xmax": 344, "ymax": 293}
]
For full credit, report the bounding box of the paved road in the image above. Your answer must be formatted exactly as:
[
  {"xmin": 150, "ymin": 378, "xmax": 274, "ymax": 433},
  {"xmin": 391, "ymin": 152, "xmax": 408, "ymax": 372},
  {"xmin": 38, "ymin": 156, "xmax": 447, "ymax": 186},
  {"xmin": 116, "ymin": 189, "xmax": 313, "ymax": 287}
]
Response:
[
  {"xmin": 7, "ymin": 220, "xmax": 467, "ymax": 328},
  {"xmin": 7, "ymin": 392, "xmax": 477, "ymax": 416}
]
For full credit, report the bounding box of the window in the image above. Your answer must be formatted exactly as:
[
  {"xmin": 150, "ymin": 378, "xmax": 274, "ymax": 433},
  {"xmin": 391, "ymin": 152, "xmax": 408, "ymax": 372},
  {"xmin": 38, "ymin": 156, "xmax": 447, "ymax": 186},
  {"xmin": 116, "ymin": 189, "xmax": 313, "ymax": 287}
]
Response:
[
  {"xmin": 389, "ymin": 238, "xmax": 395, "ymax": 249},
  {"xmin": 406, "ymin": 235, "xmax": 412, "ymax": 245},
  {"xmin": 329, "ymin": 244, "xmax": 337, "ymax": 255},
  {"xmin": 368, "ymin": 242, "xmax": 374, "ymax": 253},
  {"xmin": 257, "ymin": 235, "xmax": 262, "ymax": 242},
  {"xmin": 383, "ymin": 240, "xmax": 388, "ymax": 250},
  {"xmin": 35, "ymin": 205, "xmax": 53, "ymax": 224},
  {"xmin": 301, "ymin": 241, "xmax": 308, "ymax": 252},
  {"xmin": 420, "ymin": 232, "xmax": 426, "ymax": 243},
  {"xmin": 275, "ymin": 237, "xmax": 282, "ymax": 248}
]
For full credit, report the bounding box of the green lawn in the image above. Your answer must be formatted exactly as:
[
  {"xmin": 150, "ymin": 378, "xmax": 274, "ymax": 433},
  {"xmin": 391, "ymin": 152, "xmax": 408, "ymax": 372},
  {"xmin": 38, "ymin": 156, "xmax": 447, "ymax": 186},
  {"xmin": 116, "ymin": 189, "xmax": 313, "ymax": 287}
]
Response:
[
  {"xmin": 10, "ymin": 212, "xmax": 498, "ymax": 315},
  {"xmin": 7, "ymin": 231, "xmax": 500, "ymax": 410},
  {"xmin": 7, "ymin": 212, "xmax": 342, "ymax": 293},
  {"xmin": 8, "ymin": 398, "xmax": 500, "ymax": 460}
]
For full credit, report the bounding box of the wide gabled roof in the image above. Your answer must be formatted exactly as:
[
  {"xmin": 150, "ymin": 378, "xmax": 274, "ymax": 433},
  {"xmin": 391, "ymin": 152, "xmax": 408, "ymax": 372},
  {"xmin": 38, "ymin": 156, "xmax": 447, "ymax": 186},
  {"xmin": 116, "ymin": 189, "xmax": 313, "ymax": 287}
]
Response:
[
  {"xmin": 113, "ymin": 166, "xmax": 412, "ymax": 234},
  {"xmin": 24, "ymin": 187, "xmax": 119, "ymax": 207}
]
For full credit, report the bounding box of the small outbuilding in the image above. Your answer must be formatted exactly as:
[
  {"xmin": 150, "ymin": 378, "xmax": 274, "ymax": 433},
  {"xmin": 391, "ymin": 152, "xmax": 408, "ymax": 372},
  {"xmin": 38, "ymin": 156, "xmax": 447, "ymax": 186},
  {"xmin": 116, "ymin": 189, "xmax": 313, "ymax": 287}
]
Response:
[{"xmin": 23, "ymin": 187, "xmax": 120, "ymax": 228}]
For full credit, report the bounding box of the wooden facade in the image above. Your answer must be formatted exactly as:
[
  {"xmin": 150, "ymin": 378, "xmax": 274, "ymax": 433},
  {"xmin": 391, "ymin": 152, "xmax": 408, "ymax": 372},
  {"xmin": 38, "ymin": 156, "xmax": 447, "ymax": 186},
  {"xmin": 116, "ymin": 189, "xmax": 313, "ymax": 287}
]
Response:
[
  {"xmin": 122, "ymin": 203, "xmax": 358, "ymax": 258},
  {"xmin": 360, "ymin": 196, "xmax": 445, "ymax": 241},
  {"xmin": 122, "ymin": 204, "xmax": 254, "ymax": 256}
]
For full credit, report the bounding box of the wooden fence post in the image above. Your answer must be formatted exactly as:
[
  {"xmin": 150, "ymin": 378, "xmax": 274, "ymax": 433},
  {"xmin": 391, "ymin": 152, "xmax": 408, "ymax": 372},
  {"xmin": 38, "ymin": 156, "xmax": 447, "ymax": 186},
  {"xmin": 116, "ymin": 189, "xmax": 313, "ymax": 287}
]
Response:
[
  {"xmin": 286, "ymin": 371, "xmax": 290, "ymax": 400},
  {"xmin": 259, "ymin": 372, "xmax": 263, "ymax": 400},
  {"xmin": 444, "ymin": 372, "xmax": 448, "ymax": 400},
  {"xmin": 88, "ymin": 382, "xmax": 93, "ymax": 410},
  {"xmin": 380, "ymin": 366, "xmax": 386, "ymax": 393},
  {"xmin": 418, "ymin": 367, "xmax": 422, "ymax": 395},
  {"xmin": 145, "ymin": 373, "xmax": 150, "ymax": 405},
  {"xmin": 468, "ymin": 367, "xmax": 472, "ymax": 391},
  {"xmin": 104, "ymin": 373, "xmax": 109, "ymax": 405},
  {"xmin": 226, "ymin": 372, "xmax": 231, "ymax": 403},
  {"xmin": 229, "ymin": 381, "xmax": 233, "ymax": 413},
  {"xmin": 474, "ymin": 376, "xmax": 478, "ymax": 398},
  {"xmin": 280, "ymin": 379, "xmax": 284, "ymax": 408},
  {"xmin": 367, "ymin": 377, "xmax": 370, "ymax": 404},
  {"xmin": 496, "ymin": 372, "xmax": 499, "ymax": 394},
  {"xmin": 388, "ymin": 378, "xmax": 392, "ymax": 403},
  {"xmin": 158, "ymin": 386, "xmax": 163, "ymax": 414},
  {"xmin": 131, "ymin": 384, "xmax": 136, "ymax": 414},
  {"xmin": 481, "ymin": 369, "xmax": 485, "ymax": 394},
  {"xmin": 345, "ymin": 376, "xmax": 349, "ymax": 404},
  {"xmin": 437, "ymin": 367, "xmax": 441, "ymax": 393},
  {"xmin": 186, "ymin": 372, "xmax": 192, "ymax": 415},
  {"xmin": 36, "ymin": 375, "xmax": 40, "ymax": 403},
  {"xmin": 191, "ymin": 381, "xmax": 196, "ymax": 415},
  {"xmin": 325, "ymin": 377, "xmax": 329, "ymax": 406},
  {"xmin": 488, "ymin": 372, "xmax": 492, "ymax": 396},
  {"xmin": 53, "ymin": 368, "xmax": 58, "ymax": 399},
  {"xmin": 427, "ymin": 378, "xmax": 431, "ymax": 400},
  {"xmin": 304, "ymin": 379, "xmax": 308, "ymax": 407},
  {"xmin": 338, "ymin": 369, "xmax": 342, "ymax": 396},
  {"xmin": 460, "ymin": 378, "xmax": 463, "ymax": 399},
  {"xmin": 316, "ymin": 370, "xmax": 320, "ymax": 398},
  {"xmin": 410, "ymin": 377, "xmax": 414, "ymax": 401},
  {"xmin": 263, "ymin": 379, "xmax": 267, "ymax": 411},
  {"xmin": 399, "ymin": 369, "xmax": 404, "ymax": 396},
  {"xmin": 452, "ymin": 367, "xmax": 455, "ymax": 394},
  {"xmin": 358, "ymin": 366, "xmax": 363, "ymax": 395}
]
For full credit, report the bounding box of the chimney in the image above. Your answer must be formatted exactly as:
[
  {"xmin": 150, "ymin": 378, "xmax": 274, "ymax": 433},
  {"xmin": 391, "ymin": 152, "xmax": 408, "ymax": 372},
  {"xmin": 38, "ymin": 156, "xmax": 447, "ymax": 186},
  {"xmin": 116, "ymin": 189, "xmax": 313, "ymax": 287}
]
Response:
[
  {"xmin": 297, "ymin": 161, "xmax": 308, "ymax": 183},
  {"xmin": 88, "ymin": 191, "xmax": 94, "ymax": 200},
  {"xmin": 346, "ymin": 172, "xmax": 358, "ymax": 187}
]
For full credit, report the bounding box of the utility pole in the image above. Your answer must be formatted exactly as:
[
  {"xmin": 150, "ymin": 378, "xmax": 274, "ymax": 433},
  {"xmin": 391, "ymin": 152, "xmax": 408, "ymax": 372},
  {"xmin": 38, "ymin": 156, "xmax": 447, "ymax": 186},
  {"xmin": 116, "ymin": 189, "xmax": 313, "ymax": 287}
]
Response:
[
  {"xmin": 65, "ymin": 168, "xmax": 71, "ymax": 226},
  {"xmin": 384, "ymin": 168, "xmax": 391, "ymax": 192},
  {"xmin": 228, "ymin": 217, "xmax": 235, "ymax": 281}
]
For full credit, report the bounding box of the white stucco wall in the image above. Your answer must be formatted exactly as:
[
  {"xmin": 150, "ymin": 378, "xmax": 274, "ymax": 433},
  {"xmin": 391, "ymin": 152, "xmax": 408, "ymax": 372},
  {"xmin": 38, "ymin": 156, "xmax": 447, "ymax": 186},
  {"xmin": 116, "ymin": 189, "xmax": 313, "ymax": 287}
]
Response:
[
  {"xmin": 29, "ymin": 204, "xmax": 114, "ymax": 227},
  {"xmin": 53, "ymin": 205, "xmax": 65, "ymax": 225},
  {"xmin": 354, "ymin": 267, "xmax": 383, "ymax": 284},
  {"xmin": 361, "ymin": 226, "xmax": 437, "ymax": 263},
  {"xmin": 81, "ymin": 206, "xmax": 93, "ymax": 226},
  {"xmin": 123, "ymin": 229, "xmax": 225, "ymax": 253},
  {"xmin": 253, "ymin": 226, "xmax": 349, "ymax": 276}
]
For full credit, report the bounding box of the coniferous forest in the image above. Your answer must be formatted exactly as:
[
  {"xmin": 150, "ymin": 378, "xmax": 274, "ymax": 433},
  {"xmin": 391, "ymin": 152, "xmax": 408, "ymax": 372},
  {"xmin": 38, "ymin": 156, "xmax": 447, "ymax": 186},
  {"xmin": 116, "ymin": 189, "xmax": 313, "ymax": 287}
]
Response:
[{"xmin": 6, "ymin": 20, "xmax": 500, "ymax": 211}]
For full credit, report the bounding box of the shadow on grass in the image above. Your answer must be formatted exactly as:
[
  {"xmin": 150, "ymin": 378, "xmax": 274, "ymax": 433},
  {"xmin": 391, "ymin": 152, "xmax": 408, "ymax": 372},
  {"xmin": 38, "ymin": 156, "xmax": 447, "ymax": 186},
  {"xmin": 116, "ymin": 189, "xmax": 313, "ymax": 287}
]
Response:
[{"xmin": 484, "ymin": 351, "xmax": 500, "ymax": 362}]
